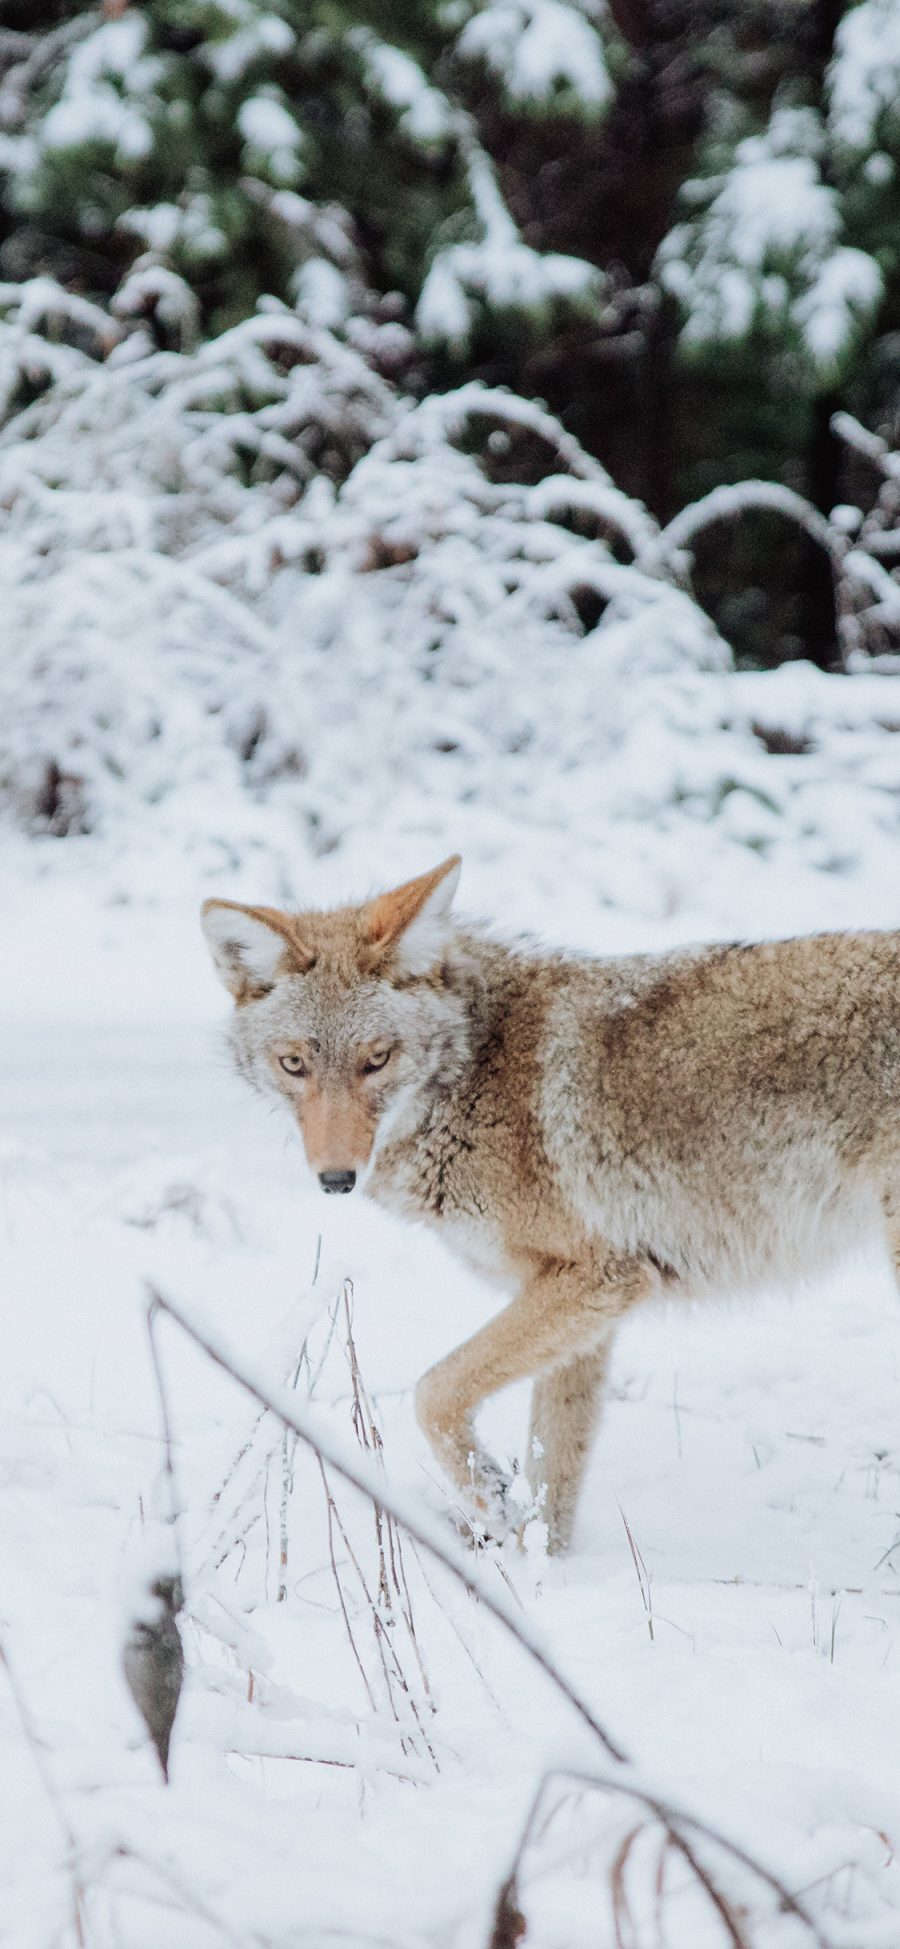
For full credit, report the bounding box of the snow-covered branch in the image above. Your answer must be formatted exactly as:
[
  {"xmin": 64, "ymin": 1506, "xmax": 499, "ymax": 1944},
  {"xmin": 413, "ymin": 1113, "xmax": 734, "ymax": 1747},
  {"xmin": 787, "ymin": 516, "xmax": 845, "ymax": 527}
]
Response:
[
  {"xmin": 831, "ymin": 410, "xmax": 900, "ymax": 481},
  {"xmin": 642, "ymin": 479, "xmax": 846, "ymax": 574}
]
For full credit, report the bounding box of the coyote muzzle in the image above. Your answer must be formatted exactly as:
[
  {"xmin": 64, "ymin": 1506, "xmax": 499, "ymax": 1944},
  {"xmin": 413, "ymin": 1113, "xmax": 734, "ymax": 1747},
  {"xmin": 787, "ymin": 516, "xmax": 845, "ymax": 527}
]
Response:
[{"xmin": 295, "ymin": 1081, "xmax": 374, "ymax": 1190}]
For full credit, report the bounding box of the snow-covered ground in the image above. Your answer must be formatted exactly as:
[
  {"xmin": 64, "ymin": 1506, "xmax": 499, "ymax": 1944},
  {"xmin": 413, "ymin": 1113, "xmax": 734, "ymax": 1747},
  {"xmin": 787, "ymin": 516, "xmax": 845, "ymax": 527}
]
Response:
[
  {"xmin": 5, "ymin": 296, "xmax": 900, "ymax": 1945},
  {"xmin": 7, "ymin": 803, "xmax": 900, "ymax": 1947}
]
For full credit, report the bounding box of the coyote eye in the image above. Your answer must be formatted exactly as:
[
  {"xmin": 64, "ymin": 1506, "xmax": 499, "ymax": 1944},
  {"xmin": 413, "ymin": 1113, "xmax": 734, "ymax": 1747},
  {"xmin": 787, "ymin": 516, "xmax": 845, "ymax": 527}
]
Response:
[
  {"xmin": 362, "ymin": 1047, "xmax": 391, "ymax": 1075},
  {"xmin": 279, "ymin": 1052, "xmax": 308, "ymax": 1077}
]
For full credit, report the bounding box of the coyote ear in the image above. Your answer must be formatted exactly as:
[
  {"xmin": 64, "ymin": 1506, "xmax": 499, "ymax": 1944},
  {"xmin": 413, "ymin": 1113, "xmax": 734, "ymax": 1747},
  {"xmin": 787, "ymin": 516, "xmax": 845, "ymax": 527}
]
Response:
[
  {"xmin": 201, "ymin": 899, "xmax": 314, "ymax": 1000},
  {"xmin": 364, "ymin": 855, "xmax": 461, "ymax": 975}
]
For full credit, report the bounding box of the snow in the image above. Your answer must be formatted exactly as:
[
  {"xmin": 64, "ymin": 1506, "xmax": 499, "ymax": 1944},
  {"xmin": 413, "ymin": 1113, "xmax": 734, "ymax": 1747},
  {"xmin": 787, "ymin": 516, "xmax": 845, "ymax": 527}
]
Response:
[
  {"xmin": 290, "ymin": 257, "xmax": 351, "ymax": 330},
  {"xmin": 112, "ymin": 261, "xmax": 200, "ymax": 350},
  {"xmin": 457, "ymin": 0, "xmax": 614, "ymax": 111},
  {"xmin": 34, "ymin": 16, "xmax": 162, "ymax": 170},
  {"xmin": 828, "ymin": 0, "xmax": 900, "ymax": 156},
  {"xmin": 5, "ymin": 288, "xmax": 900, "ymax": 1945},
  {"xmin": 355, "ymin": 36, "xmax": 456, "ymax": 145},
  {"xmin": 119, "ymin": 195, "xmax": 231, "ymax": 271},
  {"xmin": 417, "ymin": 233, "xmax": 602, "ymax": 350},
  {"xmin": 796, "ymin": 245, "xmax": 883, "ymax": 368},
  {"xmin": 199, "ymin": 8, "xmax": 296, "ymax": 86},
  {"xmin": 237, "ymin": 93, "xmax": 305, "ymax": 188},
  {"xmin": 418, "ymin": 139, "xmax": 603, "ymax": 351},
  {"xmin": 237, "ymin": 95, "xmax": 303, "ymax": 156},
  {"xmin": 658, "ymin": 107, "xmax": 883, "ymax": 378},
  {"xmin": 116, "ymin": 201, "xmax": 181, "ymax": 256}
]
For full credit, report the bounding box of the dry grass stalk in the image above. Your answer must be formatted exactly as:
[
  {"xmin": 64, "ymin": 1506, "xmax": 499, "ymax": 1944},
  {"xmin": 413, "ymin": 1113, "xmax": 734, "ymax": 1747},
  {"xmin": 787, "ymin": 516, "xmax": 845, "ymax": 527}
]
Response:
[
  {"xmin": 309, "ymin": 1283, "xmax": 437, "ymax": 1766},
  {"xmin": 618, "ymin": 1503, "xmax": 654, "ymax": 1644},
  {"xmin": 316, "ymin": 1451, "xmax": 378, "ymax": 1715},
  {"xmin": 339, "ymin": 1283, "xmax": 434, "ymax": 1713},
  {"xmin": 278, "ymin": 1234, "xmax": 325, "ymax": 1602}
]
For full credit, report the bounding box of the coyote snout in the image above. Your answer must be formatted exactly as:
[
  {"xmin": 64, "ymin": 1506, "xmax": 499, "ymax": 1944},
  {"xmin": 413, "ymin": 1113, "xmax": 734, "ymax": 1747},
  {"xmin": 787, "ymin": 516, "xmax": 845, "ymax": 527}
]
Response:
[
  {"xmin": 202, "ymin": 855, "xmax": 900, "ymax": 1556},
  {"xmin": 295, "ymin": 1077, "xmax": 375, "ymax": 1189}
]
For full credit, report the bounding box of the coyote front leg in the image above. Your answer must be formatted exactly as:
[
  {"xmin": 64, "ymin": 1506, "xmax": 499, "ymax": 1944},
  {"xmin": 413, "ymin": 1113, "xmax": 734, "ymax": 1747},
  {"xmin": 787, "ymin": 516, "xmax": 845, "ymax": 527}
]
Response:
[{"xmin": 414, "ymin": 1250, "xmax": 652, "ymax": 1539}]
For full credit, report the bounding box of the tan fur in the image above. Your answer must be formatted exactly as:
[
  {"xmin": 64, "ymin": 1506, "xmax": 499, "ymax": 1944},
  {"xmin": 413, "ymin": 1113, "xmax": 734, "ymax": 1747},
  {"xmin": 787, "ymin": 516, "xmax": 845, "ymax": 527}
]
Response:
[{"xmin": 202, "ymin": 861, "xmax": 900, "ymax": 1552}]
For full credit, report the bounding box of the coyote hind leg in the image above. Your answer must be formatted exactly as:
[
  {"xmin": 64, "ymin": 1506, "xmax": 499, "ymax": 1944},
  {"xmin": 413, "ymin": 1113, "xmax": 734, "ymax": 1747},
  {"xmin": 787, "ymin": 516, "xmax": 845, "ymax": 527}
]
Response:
[{"xmin": 526, "ymin": 1345, "xmax": 612, "ymax": 1555}]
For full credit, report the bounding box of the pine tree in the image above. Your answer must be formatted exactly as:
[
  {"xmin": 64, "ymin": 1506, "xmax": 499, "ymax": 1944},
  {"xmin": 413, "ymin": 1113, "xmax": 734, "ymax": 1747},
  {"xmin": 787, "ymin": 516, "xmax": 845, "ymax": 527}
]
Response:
[{"xmin": 650, "ymin": 1, "xmax": 900, "ymax": 663}]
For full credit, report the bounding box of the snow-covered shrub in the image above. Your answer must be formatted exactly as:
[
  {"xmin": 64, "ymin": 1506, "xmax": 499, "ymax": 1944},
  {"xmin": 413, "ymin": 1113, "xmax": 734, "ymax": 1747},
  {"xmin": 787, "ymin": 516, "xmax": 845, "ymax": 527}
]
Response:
[
  {"xmin": 4, "ymin": 276, "xmax": 900, "ymax": 938},
  {"xmin": 0, "ymin": 279, "xmax": 733, "ymax": 873}
]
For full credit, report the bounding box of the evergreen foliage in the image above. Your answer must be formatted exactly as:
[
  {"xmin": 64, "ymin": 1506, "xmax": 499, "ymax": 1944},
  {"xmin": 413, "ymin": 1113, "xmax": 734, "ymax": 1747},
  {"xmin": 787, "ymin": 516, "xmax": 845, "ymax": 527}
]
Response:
[{"xmin": 1, "ymin": 0, "xmax": 899, "ymax": 664}]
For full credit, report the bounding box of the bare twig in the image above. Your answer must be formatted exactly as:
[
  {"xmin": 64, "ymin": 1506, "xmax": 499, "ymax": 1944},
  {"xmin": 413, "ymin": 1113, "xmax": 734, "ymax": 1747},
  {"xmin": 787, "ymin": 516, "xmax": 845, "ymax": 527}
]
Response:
[
  {"xmin": 490, "ymin": 1767, "xmax": 800, "ymax": 1949},
  {"xmin": 487, "ymin": 1878, "xmax": 527, "ymax": 1949},
  {"xmin": 304, "ymin": 1285, "xmax": 343, "ymax": 1400},
  {"xmin": 610, "ymin": 1824, "xmax": 642, "ymax": 1948}
]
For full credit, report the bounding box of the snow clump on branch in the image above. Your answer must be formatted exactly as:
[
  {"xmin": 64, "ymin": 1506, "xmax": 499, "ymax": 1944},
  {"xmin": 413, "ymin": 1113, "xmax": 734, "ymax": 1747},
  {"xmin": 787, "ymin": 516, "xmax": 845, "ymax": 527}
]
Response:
[{"xmin": 658, "ymin": 107, "xmax": 882, "ymax": 383}]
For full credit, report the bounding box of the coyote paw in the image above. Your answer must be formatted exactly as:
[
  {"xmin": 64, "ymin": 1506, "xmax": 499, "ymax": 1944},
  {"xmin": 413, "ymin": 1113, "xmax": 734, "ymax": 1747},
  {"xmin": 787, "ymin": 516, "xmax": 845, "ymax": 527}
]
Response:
[{"xmin": 456, "ymin": 1453, "xmax": 513, "ymax": 1548}]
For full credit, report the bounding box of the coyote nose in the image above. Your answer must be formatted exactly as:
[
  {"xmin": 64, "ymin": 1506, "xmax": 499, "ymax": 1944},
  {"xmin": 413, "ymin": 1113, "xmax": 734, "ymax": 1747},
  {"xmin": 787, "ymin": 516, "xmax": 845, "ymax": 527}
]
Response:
[{"xmin": 318, "ymin": 1170, "xmax": 356, "ymax": 1195}]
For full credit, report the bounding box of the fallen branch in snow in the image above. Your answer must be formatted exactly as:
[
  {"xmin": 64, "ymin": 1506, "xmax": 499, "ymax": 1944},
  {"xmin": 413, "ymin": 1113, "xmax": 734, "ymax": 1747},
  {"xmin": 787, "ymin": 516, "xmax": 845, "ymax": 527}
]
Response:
[{"xmin": 149, "ymin": 1283, "xmax": 829, "ymax": 1947}]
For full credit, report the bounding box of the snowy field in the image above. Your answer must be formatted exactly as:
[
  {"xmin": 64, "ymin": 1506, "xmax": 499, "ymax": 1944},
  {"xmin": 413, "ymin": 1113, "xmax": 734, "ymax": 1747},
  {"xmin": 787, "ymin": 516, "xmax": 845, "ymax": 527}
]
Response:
[{"xmin": 5, "ymin": 292, "xmax": 900, "ymax": 1946}]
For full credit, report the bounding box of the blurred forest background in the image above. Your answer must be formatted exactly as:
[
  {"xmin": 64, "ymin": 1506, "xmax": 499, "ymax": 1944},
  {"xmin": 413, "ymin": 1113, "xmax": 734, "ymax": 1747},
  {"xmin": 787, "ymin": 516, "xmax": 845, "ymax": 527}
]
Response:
[{"xmin": 2, "ymin": 0, "xmax": 900, "ymax": 673}]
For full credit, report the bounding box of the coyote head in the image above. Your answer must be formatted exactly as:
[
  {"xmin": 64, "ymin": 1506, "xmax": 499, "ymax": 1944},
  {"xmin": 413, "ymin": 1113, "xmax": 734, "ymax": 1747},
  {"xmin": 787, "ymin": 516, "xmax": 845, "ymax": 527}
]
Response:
[{"xmin": 201, "ymin": 856, "xmax": 467, "ymax": 1194}]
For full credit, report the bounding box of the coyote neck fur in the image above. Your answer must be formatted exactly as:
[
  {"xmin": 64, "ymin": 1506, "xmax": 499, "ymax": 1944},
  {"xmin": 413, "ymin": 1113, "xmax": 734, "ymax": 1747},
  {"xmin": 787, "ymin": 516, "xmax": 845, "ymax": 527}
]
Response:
[{"xmin": 367, "ymin": 929, "xmax": 582, "ymax": 1272}]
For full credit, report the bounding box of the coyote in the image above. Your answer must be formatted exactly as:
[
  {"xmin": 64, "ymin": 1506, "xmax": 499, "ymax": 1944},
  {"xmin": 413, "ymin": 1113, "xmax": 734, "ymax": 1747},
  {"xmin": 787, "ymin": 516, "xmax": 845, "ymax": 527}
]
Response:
[{"xmin": 202, "ymin": 856, "xmax": 900, "ymax": 1552}]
